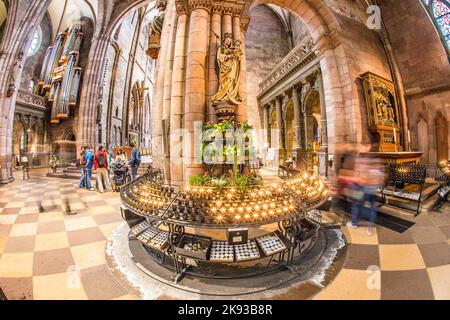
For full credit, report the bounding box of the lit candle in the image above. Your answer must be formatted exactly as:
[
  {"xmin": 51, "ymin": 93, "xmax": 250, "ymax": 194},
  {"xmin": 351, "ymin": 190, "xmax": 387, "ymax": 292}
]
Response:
[{"xmin": 408, "ymin": 130, "xmax": 411, "ymax": 148}]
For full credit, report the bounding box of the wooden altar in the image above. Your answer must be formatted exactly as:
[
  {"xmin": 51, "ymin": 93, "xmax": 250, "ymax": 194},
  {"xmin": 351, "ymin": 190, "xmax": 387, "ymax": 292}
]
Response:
[{"xmin": 361, "ymin": 72, "xmax": 402, "ymax": 152}]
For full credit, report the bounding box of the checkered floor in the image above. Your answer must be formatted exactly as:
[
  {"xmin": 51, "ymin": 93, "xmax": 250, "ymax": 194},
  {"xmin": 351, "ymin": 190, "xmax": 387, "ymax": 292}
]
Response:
[{"xmin": 0, "ymin": 169, "xmax": 449, "ymax": 300}]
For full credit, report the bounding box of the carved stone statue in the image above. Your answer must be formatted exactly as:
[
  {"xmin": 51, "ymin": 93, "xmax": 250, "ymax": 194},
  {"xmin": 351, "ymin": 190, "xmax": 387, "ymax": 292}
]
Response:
[
  {"xmin": 7, "ymin": 51, "xmax": 24, "ymax": 97},
  {"xmin": 212, "ymin": 32, "xmax": 242, "ymax": 106},
  {"xmin": 146, "ymin": 0, "xmax": 167, "ymax": 59}
]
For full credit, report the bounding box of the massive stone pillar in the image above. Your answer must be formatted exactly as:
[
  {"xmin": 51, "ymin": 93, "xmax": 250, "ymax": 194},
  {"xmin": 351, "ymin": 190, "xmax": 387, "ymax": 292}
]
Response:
[
  {"xmin": 161, "ymin": 2, "xmax": 178, "ymax": 180},
  {"xmin": 0, "ymin": 0, "xmax": 52, "ymax": 184},
  {"xmin": 183, "ymin": 1, "xmax": 211, "ymax": 182},
  {"xmin": 77, "ymin": 32, "xmax": 112, "ymax": 150},
  {"xmin": 316, "ymin": 70, "xmax": 329, "ymax": 177},
  {"xmin": 169, "ymin": 4, "xmax": 189, "ymax": 184}
]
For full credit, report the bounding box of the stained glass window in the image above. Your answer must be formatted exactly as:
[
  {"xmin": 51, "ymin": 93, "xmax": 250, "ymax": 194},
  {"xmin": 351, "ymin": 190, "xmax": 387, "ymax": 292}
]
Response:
[
  {"xmin": 421, "ymin": 0, "xmax": 450, "ymax": 56},
  {"xmin": 27, "ymin": 27, "xmax": 42, "ymax": 57}
]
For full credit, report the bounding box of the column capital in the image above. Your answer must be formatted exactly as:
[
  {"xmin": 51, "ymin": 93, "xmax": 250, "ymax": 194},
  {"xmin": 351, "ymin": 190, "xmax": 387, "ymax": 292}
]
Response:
[
  {"xmin": 313, "ymin": 32, "xmax": 339, "ymax": 58},
  {"xmin": 188, "ymin": 0, "xmax": 212, "ymax": 13},
  {"xmin": 176, "ymin": 1, "xmax": 189, "ymax": 15}
]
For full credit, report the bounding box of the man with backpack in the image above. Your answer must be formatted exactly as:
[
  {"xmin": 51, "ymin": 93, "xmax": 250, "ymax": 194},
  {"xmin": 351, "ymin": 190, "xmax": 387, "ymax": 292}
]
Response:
[
  {"xmin": 94, "ymin": 145, "xmax": 111, "ymax": 193},
  {"xmin": 129, "ymin": 142, "xmax": 141, "ymax": 180},
  {"xmin": 79, "ymin": 146, "xmax": 86, "ymax": 188},
  {"xmin": 82, "ymin": 146, "xmax": 95, "ymax": 191}
]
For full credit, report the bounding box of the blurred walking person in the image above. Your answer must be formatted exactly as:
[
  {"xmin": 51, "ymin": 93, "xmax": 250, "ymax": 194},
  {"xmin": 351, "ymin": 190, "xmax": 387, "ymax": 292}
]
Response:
[{"xmin": 346, "ymin": 155, "xmax": 385, "ymax": 236}]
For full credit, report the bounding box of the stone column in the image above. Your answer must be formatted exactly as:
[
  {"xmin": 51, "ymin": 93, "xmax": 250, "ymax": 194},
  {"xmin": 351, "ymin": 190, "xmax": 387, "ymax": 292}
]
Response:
[
  {"xmin": 292, "ymin": 86, "xmax": 302, "ymax": 148},
  {"xmin": 169, "ymin": 4, "xmax": 189, "ymax": 184},
  {"xmin": 233, "ymin": 14, "xmax": 247, "ymax": 122},
  {"xmin": 183, "ymin": 1, "xmax": 211, "ymax": 182},
  {"xmin": 161, "ymin": 2, "xmax": 178, "ymax": 180},
  {"xmin": 292, "ymin": 85, "xmax": 303, "ymax": 169},
  {"xmin": 77, "ymin": 33, "xmax": 112, "ymax": 151},
  {"xmin": 152, "ymin": 0, "xmax": 176, "ymax": 167},
  {"xmin": 263, "ymin": 105, "xmax": 270, "ymax": 147},
  {"xmin": 222, "ymin": 11, "xmax": 232, "ymax": 34},
  {"xmin": 207, "ymin": 5, "xmax": 222, "ymax": 122},
  {"xmin": 275, "ymin": 97, "xmax": 284, "ymax": 164},
  {"xmin": 317, "ymin": 70, "xmax": 328, "ymax": 177}
]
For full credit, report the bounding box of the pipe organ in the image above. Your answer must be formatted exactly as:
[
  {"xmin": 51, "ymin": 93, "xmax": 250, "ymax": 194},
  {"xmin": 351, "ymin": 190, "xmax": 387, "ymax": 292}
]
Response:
[{"xmin": 38, "ymin": 23, "xmax": 84, "ymax": 124}]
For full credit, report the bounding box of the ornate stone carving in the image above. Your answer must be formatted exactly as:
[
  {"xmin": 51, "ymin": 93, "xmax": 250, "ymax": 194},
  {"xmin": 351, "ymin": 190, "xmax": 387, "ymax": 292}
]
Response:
[
  {"xmin": 16, "ymin": 89, "xmax": 47, "ymax": 109},
  {"xmin": 313, "ymin": 32, "xmax": 339, "ymax": 58},
  {"xmin": 7, "ymin": 51, "xmax": 24, "ymax": 97},
  {"xmin": 259, "ymin": 37, "xmax": 315, "ymax": 93},
  {"xmin": 176, "ymin": 1, "xmax": 189, "ymax": 15}
]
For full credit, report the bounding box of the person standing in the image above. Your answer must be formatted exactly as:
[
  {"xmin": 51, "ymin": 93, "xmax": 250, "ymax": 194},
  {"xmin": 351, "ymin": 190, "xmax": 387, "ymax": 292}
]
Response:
[
  {"xmin": 129, "ymin": 142, "xmax": 141, "ymax": 180},
  {"xmin": 79, "ymin": 146, "xmax": 86, "ymax": 188},
  {"xmin": 83, "ymin": 146, "xmax": 95, "ymax": 191},
  {"xmin": 94, "ymin": 145, "xmax": 111, "ymax": 193}
]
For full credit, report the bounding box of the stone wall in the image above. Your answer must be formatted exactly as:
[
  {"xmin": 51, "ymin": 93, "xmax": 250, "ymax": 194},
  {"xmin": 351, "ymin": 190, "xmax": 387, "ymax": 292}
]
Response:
[
  {"xmin": 380, "ymin": 0, "xmax": 450, "ymax": 162},
  {"xmin": 245, "ymin": 4, "xmax": 291, "ymax": 131},
  {"xmin": 290, "ymin": 13, "xmax": 309, "ymax": 47},
  {"xmin": 336, "ymin": 13, "xmax": 393, "ymax": 147},
  {"xmin": 19, "ymin": 12, "xmax": 52, "ymax": 91}
]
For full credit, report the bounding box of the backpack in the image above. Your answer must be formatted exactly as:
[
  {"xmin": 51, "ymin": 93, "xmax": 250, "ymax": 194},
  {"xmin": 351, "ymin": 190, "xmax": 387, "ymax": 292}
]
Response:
[
  {"xmin": 97, "ymin": 152, "xmax": 106, "ymax": 168},
  {"xmin": 134, "ymin": 149, "xmax": 141, "ymax": 166}
]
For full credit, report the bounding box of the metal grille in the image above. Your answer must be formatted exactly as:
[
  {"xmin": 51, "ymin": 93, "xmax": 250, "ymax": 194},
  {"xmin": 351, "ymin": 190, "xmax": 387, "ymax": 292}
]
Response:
[{"xmin": 387, "ymin": 163, "xmax": 427, "ymax": 185}]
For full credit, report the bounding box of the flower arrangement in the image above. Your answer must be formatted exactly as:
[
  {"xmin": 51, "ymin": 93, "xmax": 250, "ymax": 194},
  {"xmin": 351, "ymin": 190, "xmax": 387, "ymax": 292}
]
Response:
[{"xmin": 49, "ymin": 154, "xmax": 61, "ymax": 172}]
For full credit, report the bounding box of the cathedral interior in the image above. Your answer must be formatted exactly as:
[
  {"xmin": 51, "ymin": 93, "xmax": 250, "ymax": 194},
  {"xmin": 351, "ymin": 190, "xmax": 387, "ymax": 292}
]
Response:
[{"xmin": 0, "ymin": 0, "xmax": 449, "ymax": 301}]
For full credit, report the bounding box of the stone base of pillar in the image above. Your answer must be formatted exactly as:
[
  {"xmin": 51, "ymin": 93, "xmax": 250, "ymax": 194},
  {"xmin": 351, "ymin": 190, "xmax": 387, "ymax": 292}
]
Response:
[
  {"xmin": 183, "ymin": 164, "xmax": 204, "ymax": 185},
  {"xmin": 0, "ymin": 159, "xmax": 14, "ymax": 184}
]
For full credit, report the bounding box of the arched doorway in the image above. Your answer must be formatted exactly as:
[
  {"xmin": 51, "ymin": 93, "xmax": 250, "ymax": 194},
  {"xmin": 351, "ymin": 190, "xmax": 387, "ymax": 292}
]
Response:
[{"xmin": 435, "ymin": 113, "xmax": 448, "ymax": 162}]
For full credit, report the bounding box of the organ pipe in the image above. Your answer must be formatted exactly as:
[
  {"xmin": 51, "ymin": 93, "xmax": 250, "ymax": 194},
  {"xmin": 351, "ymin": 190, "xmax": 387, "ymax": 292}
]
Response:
[
  {"xmin": 37, "ymin": 22, "xmax": 84, "ymax": 124},
  {"xmin": 50, "ymin": 82, "xmax": 61, "ymax": 124}
]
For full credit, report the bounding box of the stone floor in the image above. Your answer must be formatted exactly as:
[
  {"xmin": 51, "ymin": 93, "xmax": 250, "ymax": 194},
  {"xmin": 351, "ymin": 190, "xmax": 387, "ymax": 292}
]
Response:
[{"xmin": 0, "ymin": 169, "xmax": 449, "ymax": 300}]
